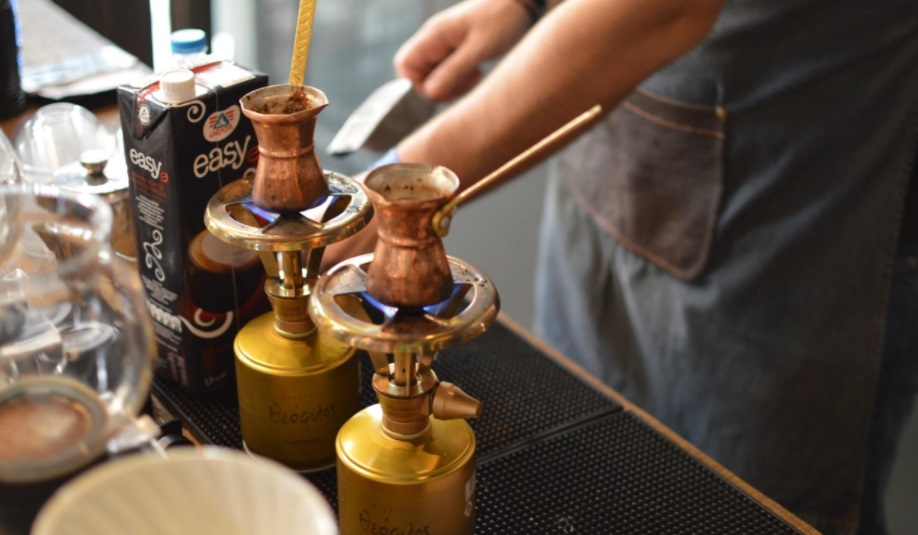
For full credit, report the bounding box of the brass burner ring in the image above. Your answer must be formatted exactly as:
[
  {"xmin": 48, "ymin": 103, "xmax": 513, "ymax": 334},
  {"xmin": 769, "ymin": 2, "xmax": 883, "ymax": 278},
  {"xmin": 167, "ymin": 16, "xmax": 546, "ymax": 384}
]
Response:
[
  {"xmin": 308, "ymin": 253, "xmax": 499, "ymax": 356},
  {"xmin": 204, "ymin": 171, "xmax": 371, "ymax": 252}
]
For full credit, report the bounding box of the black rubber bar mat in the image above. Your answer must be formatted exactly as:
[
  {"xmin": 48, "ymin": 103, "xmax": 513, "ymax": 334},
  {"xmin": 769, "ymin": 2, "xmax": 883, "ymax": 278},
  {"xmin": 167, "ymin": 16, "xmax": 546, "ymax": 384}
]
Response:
[
  {"xmin": 475, "ymin": 411, "xmax": 802, "ymax": 535},
  {"xmin": 151, "ymin": 320, "xmax": 620, "ymax": 461},
  {"xmin": 152, "ymin": 321, "xmax": 807, "ymax": 532}
]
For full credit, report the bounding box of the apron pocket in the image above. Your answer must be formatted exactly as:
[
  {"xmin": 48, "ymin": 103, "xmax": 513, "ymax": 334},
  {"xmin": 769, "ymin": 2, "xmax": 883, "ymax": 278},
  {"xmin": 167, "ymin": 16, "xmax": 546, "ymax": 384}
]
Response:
[{"xmin": 562, "ymin": 88, "xmax": 726, "ymax": 280}]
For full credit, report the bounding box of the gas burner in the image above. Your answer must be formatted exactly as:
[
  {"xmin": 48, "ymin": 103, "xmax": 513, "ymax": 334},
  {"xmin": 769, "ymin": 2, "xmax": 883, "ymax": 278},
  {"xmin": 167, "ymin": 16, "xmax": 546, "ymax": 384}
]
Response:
[
  {"xmin": 308, "ymin": 161, "xmax": 500, "ymax": 535},
  {"xmin": 309, "ymin": 253, "xmax": 498, "ymax": 360},
  {"xmin": 205, "ymin": 171, "xmax": 369, "ymax": 253},
  {"xmin": 201, "ymin": 84, "xmax": 372, "ymax": 472}
]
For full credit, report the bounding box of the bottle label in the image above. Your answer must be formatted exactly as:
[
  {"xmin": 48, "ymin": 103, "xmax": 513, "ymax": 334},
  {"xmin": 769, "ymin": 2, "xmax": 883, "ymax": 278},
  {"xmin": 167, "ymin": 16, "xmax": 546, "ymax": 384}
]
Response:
[{"xmin": 117, "ymin": 62, "xmax": 270, "ymax": 398}]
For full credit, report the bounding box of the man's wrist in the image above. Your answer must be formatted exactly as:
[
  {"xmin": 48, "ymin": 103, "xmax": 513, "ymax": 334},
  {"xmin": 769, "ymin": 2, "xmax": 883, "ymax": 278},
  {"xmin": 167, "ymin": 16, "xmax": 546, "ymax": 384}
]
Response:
[{"xmin": 371, "ymin": 148, "xmax": 400, "ymax": 169}]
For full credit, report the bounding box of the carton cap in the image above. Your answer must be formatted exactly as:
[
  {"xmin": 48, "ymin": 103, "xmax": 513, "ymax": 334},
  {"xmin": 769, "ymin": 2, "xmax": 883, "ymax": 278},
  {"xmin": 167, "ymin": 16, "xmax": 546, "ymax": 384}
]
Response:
[{"xmin": 160, "ymin": 69, "xmax": 196, "ymax": 103}]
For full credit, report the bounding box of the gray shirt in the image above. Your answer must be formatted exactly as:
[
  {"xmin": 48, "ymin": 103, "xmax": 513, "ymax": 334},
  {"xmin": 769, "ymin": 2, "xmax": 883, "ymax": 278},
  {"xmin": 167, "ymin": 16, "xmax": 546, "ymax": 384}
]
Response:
[{"xmin": 535, "ymin": 0, "xmax": 918, "ymax": 532}]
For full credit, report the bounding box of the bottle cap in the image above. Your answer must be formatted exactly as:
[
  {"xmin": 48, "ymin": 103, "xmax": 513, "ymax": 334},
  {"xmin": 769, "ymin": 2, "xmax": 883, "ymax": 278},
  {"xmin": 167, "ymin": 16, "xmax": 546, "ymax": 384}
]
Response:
[
  {"xmin": 160, "ymin": 69, "xmax": 196, "ymax": 103},
  {"xmin": 170, "ymin": 28, "xmax": 207, "ymax": 55}
]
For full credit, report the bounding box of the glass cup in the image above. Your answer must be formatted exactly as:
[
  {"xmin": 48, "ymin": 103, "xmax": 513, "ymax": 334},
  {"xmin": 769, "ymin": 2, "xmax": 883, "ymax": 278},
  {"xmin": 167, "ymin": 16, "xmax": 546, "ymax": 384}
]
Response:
[
  {"xmin": 0, "ymin": 183, "xmax": 154, "ymax": 484},
  {"xmin": 0, "ymin": 129, "xmax": 20, "ymax": 186}
]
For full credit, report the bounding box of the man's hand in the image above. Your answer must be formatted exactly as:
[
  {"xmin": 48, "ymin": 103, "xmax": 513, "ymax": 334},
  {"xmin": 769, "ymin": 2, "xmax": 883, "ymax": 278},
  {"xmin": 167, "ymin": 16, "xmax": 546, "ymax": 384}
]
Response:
[{"xmin": 394, "ymin": 0, "xmax": 532, "ymax": 102}]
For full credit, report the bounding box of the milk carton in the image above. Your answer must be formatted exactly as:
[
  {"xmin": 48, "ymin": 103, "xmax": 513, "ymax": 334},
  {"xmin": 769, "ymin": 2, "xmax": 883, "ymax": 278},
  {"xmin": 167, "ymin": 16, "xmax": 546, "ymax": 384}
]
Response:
[{"xmin": 118, "ymin": 62, "xmax": 269, "ymax": 398}]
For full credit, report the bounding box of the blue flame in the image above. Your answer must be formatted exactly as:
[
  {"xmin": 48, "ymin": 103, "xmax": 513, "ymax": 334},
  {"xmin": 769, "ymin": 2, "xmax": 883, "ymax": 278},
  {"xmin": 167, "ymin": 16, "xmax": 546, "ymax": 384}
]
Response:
[{"xmin": 356, "ymin": 283, "xmax": 468, "ymax": 322}]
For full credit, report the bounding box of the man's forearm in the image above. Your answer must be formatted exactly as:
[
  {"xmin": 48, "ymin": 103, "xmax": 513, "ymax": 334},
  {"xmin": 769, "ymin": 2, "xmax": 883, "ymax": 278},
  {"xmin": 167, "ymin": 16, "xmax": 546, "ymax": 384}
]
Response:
[{"xmin": 398, "ymin": 0, "xmax": 723, "ymax": 189}]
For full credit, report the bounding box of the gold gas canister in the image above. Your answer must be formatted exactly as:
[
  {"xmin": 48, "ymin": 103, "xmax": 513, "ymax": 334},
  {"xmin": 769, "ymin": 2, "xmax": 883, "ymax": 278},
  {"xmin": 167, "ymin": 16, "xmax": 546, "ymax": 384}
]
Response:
[
  {"xmin": 310, "ymin": 163, "xmax": 500, "ymax": 534},
  {"xmin": 204, "ymin": 84, "xmax": 372, "ymax": 471},
  {"xmin": 336, "ymin": 405, "xmax": 477, "ymax": 534},
  {"xmin": 233, "ymin": 313, "xmax": 359, "ymax": 470}
]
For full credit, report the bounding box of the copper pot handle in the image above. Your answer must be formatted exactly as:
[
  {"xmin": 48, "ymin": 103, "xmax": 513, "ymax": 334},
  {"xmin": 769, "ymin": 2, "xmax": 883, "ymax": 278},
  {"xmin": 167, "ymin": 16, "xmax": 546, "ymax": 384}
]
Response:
[{"xmin": 432, "ymin": 104, "xmax": 603, "ymax": 237}]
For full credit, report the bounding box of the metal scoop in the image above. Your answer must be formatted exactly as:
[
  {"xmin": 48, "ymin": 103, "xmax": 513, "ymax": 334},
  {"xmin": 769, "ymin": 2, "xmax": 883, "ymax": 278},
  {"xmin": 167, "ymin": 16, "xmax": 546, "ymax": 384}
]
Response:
[{"xmin": 326, "ymin": 79, "xmax": 437, "ymax": 156}]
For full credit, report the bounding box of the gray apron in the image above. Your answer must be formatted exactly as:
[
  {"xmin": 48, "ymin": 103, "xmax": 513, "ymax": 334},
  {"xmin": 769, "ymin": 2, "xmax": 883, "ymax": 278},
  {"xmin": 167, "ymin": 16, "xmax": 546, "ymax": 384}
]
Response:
[{"xmin": 534, "ymin": 0, "xmax": 918, "ymax": 532}]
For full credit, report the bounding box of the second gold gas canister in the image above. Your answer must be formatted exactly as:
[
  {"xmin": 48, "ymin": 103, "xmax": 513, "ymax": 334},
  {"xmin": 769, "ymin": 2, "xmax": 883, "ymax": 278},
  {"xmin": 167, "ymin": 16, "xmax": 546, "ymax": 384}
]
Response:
[{"xmin": 336, "ymin": 404, "xmax": 477, "ymax": 535}]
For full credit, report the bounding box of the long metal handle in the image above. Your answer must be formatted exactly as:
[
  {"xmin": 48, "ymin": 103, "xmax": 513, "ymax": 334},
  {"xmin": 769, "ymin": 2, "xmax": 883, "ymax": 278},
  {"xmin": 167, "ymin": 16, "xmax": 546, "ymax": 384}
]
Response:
[
  {"xmin": 289, "ymin": 0, "xmax": 318, "ymax": 85},
  {"xmin": 432, "ymin": 104, "xmax": 603, "ymax": 237}
]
